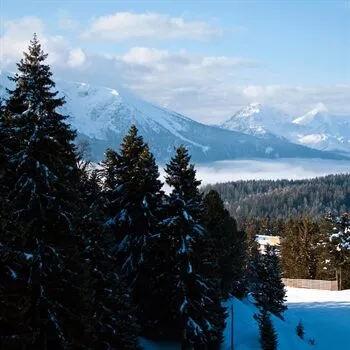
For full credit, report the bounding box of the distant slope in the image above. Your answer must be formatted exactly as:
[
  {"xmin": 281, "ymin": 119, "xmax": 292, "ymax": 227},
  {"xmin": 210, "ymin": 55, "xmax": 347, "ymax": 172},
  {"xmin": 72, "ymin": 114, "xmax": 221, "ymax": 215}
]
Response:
[
  {"xmin": 202, "ymin": 173, "xmax": 350, "ymax": 219},
  {"xmin": 0, "ymin": 71, "xmax": 346, "ymax": 162}
]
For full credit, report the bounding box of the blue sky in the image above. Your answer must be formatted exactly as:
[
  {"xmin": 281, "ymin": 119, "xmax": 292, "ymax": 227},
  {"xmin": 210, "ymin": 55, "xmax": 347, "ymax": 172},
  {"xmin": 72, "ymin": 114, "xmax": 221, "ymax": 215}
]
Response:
[{"xmin": 1, "ymin": 0, "xmax": 349, "ymax": 122}]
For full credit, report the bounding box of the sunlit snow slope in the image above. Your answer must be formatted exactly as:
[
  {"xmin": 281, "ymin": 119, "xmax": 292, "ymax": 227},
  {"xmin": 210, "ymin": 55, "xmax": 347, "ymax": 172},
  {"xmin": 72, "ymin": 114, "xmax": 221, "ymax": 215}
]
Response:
[{"xmin": 286, "ymin": 287, "xmax": 350, "ymax": 350}]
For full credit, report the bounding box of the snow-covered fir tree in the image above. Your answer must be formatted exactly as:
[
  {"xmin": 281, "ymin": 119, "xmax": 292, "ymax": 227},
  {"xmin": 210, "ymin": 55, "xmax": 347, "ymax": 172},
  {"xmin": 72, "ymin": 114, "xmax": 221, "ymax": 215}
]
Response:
[
  {"xmin": 249, "ymin": 244, "xmax": 287, "ymax": 319},
  {"xmin": 318, "ymin": 213, "xmax": 350, "ymax": 289},
  {"xmin": 163, "ymin": 145, "xmax": 226, "ymax": 349},
  {"xmin": 0, "ymin": 99, "xmax": 9, "ymax": 232},
  {"xmin": 78, "ymin": 166, "xmax": 140, "ymax": 349},
  {"xmin": 0, "ymin": 34, "xmax": 95, "ymax": 348},
  {"xmin": 0, "ymin": 98, "xmax": 6, "ymax": 172},
  {"xmin": 100, "ymin": 125, "xmax": 164, "ymax": 329}
]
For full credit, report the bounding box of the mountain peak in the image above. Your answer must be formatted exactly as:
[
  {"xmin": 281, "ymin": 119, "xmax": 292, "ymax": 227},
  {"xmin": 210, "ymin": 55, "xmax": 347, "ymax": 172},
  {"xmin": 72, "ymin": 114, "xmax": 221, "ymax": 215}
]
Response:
[
  {"xmin": 220, "ymin": 103, "xmax": 292, "ymax": 136},
  {"xmin": 293, "ymin": 103, "xmax": 329, "ymax": 125}
]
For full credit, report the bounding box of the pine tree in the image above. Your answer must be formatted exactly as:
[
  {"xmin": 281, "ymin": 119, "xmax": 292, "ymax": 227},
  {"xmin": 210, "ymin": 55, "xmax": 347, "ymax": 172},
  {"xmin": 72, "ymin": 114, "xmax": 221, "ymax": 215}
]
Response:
[
  {"xmin": 163, "ymin": 145, "xmax": 226, "ymax": 349},
  {"xmin": 203, "ymin": 190, "xmax": 247, "ymax": 299},
  {"xmin": 256, "ymin": 308, "xmax": 278, "ymax": 350},
  {"xmin": 100, "ymin": 148, "xmax": 118, "ymax": 191},
  {"xmin": 78, "ymin": 166, "xmax": 140, "ymax": 349},
  {"xmin": 249, "ymin": 245, "xmax": 286, "ymax": 318},
  {"xmin": 0, "ymin": 98, "xmax": 9, "ymax": 233},
  {"xmin": 0, "ymin": 98, "xmax": 6, "ymax": 171},
  {"xmin": 296, "ymin": 320, "xmax": 305, "ymax": 339},
  {"xmin": 264, "ymin": 245, "xmax": 287, "ymax": 317},
  {"xmin": 318, "ymin": 213, "xmax": 350, "ymax": 289},
  {"xmin": 100, "ymin": 126, "xmax": 164, "ymax": 332},
  {"xmin": 281, "ymin": 216, "xmax": 319, "ymax": 279},
  {"xmin": 0, "ymin": 34, "xmax": 94, "ymax": 348}
]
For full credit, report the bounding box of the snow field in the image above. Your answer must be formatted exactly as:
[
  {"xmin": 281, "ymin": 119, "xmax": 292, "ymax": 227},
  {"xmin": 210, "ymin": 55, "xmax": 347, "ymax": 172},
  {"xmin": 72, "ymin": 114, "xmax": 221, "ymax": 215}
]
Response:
[{"xmin": 142, "ymin": 287, "xmax": 350, "ymax": 349}]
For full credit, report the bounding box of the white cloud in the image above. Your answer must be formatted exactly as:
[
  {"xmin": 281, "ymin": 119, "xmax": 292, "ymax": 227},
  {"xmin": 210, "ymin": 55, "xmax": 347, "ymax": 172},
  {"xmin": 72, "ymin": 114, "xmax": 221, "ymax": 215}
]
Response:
[
  {"xmin": 119, "ymin": 47, "xmax": 254, "ymax": 72},
  {"xmin": 241, "ymin": 84, "xmax": 350, "ymax": 117},
  {"xmin": 1, "ymin": 16, "xmax": 349, "ymax": 125},
  {"xmin": 82, "ymin": 12, "xmax": 222, "ymax": 41},
  {"xmin": 1, "ymin": 17, "xmax": 44, "ymax": 65},
  {"xmin": 0, "ymin": 17, "xmax": 87, "ymax": 73},
  {"xmin": 121, "ymin": 47, "xmax": 170, "ymax": 65},
  {"xmin": 67, "ymin": 48, "xmax": 86, "ymax": 68},
  {"xmin": 57, "ymin": 9, "xmax": 79, "ymax": 30}
]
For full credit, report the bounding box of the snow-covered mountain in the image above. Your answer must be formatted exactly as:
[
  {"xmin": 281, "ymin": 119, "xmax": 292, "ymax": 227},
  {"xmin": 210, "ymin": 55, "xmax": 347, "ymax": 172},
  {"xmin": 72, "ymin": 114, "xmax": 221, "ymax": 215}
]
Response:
[
  {"xmin": 0, "ymin": 72, "xmax": 345, "ymax": 162},
  {"xmin": 291, "ymin": 107, "xmax": 350, "ymax": 153},
  {"xmin": 221, "ymin": 103, "xmax": 293, "ymax": 138},
  {"xmin": 221, "ymin": 103, "xmax": 350, "ymax": 155}
]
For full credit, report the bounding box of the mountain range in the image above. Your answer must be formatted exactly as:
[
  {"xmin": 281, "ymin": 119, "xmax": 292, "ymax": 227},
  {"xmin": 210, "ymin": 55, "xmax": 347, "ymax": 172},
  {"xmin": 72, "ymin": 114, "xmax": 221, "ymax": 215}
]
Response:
[
  {"xmin": 220, "ymin": 103, "xmax": 350, "ymax": 155},
  {"xmin": 0, "ymin": 71, "xmax": 348, "ymax": 163}
]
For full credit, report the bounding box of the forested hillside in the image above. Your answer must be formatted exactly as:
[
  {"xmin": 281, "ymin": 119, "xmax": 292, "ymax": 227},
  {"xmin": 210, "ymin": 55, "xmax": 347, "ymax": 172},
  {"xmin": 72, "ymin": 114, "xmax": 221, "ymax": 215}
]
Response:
[{"xmin": 203, "ymin": 174, "xmax": 350, "ymax": 221}]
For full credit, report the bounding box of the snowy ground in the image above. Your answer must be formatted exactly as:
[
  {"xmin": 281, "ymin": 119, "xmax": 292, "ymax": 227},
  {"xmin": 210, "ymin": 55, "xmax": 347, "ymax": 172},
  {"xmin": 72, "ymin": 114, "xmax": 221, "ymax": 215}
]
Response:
[
  {"xmin": 142, "ymin": 287, "xmax": 350, "ymax": 349},
  {"xmin": 286, "ymin": 287, "xmax": 350, "ymax": 350}
]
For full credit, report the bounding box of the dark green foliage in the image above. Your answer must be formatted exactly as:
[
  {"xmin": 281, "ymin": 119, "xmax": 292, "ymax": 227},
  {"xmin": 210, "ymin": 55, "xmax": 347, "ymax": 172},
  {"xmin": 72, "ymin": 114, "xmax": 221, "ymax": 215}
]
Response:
[
  {"xmin": 249, "ymin": 245, "xmax": 287, "ymax": 318},
  {"xmin": 0, "ymin": 99, "xmax": 9, "ymax": 236},
  {"xmin": 296, "ymin": 320, "xmax": 305, "ymax": 339},
  {"xmin": 281, "ymin": 216, "xmax": 319, "ymax": 279},
  {"xmin": 100, "ymin": 126, "xmax": 164, "ymax": 338},
  {"xmin": 78, "ymin": 166, "xmax": 140, "ymax": 349},
  {"xmin": 101, "ymin": 125, "xmax": 163, "ymax": 280},
  {"xmin": 0, "ymin": 34, "xmax": 96, "ymax": 348},
  {"xmin": 0, "ymin": 98, "xmax": 6, "ymax": 171},
  {"xmin": 203, "ymin": 174, "xmax": 350, "ymax": 224},
  {"xmin": 100, "ymin": 148, "xmax": 118, "ymax": 191},
  {"xmin": 202, "ymin": 190, "xmax": 247, "ymax": 299},
  {"xmin": 317, "ymin": 213, "xmax": 350, "ymax": 289},
  {"xmin": 162, "ymin": 146, "xmax": 226, "ymax": 349},
  {"xmin": 256, "ymin": 308, "xmax": 278, "ymax": 350}
]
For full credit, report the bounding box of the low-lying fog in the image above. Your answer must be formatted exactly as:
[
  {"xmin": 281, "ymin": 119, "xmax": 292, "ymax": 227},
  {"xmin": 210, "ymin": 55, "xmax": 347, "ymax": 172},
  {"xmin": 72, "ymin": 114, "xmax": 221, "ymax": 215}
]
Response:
[{"xmin": 160, "ymin": 158, "xmax": 350, "ymax": 186}]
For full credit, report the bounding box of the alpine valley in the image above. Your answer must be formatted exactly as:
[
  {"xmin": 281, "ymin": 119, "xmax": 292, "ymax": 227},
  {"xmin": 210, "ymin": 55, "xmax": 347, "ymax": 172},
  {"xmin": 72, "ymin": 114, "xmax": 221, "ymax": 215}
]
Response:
[{"xmin": 0, "ymin": 71, "xmax": 348, "ymax": 162}]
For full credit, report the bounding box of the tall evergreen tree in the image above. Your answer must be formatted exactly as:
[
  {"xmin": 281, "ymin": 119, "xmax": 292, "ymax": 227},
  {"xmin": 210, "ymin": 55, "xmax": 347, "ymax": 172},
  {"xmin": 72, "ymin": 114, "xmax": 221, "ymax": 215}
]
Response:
[
  {"xmin": 78, "ymin": 166, "xmax": 140, "ymax": 349},
  {"xmin": 100, "ymin": 148, "xmax": 118, "ymax": 191},
  {"xmin": 0, "ymin": 98, "xmax": 6, "ymax": 171},
  {"xmin": 163, "ymin": 145, "xmax": 226, "ymax": 349},
  {"xmin": 281, "ymin": 216, "xmax": 319, "ymax": 279},
  {"xmin": 100, "ymin": 126, "xmax": 164, "ymax": 331},
  {"xmin": 0, "ymin": 99, "xmax": 9, "ymax": 233},
  {"xmin": 202, "ymin": 189, "xmax": 247, "ymax": 299},
  {"xmin": 263, "ymin": 245, "xmax": 287, "ymax": 317},
  {"xmin": 0, "ymin": 34, "xmax": 93, "ymax": 348},
  {"xmin": 317, "ymin": 213, "xmax": 350, "ymax": 289},
  {"xmin": 249, "ymin": 245, "xmax": 286, "ymax": 318},
  {"xmin": 256, "ymin": 308, "xmax": 278, "ymax": 350}
]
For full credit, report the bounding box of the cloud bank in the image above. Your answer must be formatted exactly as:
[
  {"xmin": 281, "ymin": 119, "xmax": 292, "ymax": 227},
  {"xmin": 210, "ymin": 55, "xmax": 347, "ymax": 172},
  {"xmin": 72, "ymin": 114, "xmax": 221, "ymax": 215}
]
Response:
[
  {"xmin": 1, "ymin": 14, "xmax": 349, "ymax": 124},
  {"xmin": 82, "ymin": 12, "xmax": 222, "ymax": 41}
]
